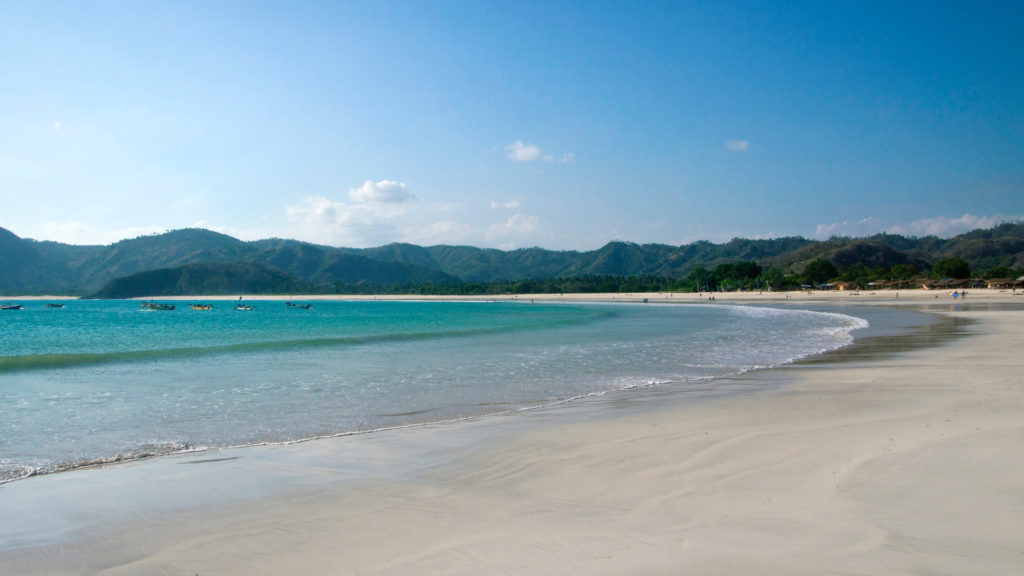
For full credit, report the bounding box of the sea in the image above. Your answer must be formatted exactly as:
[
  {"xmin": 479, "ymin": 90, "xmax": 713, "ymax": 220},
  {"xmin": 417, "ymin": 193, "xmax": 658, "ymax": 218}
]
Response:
[{"xmin": 0, "ymin": 299, "xmax": 868, "ymax": 485}]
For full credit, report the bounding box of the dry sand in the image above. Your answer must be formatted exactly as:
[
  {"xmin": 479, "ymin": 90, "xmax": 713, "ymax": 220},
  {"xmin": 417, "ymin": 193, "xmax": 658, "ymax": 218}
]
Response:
[{"xmin": 2, "ymin": 290, "xmax": 1023, "ymax": 575}]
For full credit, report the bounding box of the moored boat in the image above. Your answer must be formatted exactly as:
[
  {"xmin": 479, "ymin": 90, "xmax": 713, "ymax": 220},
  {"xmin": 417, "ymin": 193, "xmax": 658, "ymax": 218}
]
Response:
[
  {"xmin": 1, "ymin": 303, "xmax": 24, "ymax": 310},
  {"xmin": 286, "ymin": 301, "xmax": 314, "ymax": 310},
  {"xmin": 140, "ymin": 301, "xmax": 176, "ymax": 311},
  {"xmin": 190, "ymin": 304, "xmax": 213, "ymax": 310}
]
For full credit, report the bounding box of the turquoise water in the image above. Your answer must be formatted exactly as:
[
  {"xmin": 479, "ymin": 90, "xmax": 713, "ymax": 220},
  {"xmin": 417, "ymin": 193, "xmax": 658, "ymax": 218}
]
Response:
[
  {"xmin": 0, "ymin": 300, "xmax": 596, "ymax": 371},
  {"xmin": 0, "ymin": 300, "xmax": 866, "ymax": 483}
]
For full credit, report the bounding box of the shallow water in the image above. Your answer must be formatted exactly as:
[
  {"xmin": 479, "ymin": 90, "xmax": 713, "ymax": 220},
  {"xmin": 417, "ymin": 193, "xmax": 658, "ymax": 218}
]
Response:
[{"xmin": 0, "ymin": 300, "xmax": 866, "ymax": 483}]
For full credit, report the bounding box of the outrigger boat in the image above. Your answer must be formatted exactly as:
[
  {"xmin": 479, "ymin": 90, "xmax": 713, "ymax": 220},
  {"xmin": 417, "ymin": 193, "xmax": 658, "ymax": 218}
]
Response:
[
  {"xmin": 140, "ymin": 301, "xmax": 176, "ymax": 311},
  {"xmin": 286, "ymin": 301, "xmax": 314, "ymax": 310},
  {"xmin": 190, "ymin": 303, "xmax": 213, "ymax": 310}
]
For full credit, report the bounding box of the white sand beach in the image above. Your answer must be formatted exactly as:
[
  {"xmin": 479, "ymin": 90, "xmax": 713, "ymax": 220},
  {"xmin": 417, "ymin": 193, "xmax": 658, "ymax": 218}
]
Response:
[
  {"xmin": 2, "ymin": 290, "xmax": 1023, "ymax": 575},
  {"xmin": 129, "ymin": 285, "xmax": 1013, "ymax": 304}
]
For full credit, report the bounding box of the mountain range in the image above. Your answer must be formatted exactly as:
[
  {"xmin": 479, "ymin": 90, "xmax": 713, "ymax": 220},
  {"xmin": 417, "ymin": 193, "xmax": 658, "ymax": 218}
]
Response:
[{"xmin": 1, "ymin": 223, "xmax": 1022, "ymax": 297}]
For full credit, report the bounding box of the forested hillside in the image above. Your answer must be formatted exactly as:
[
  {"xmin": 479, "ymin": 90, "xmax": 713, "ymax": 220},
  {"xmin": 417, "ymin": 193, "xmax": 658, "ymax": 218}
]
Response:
[{"xmin": 1, "ymin": 223, "xmax": 1021, "ymax": 297}]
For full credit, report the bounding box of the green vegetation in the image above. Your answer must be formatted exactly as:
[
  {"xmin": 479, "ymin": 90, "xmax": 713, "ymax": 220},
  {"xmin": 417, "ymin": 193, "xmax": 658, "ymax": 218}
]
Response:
[
  {"xmin": 2, "ymin": 223, "xmax": 1022, "ymax": 297},
  {"xmin": 89, "ymin": 262, "xmax": 314, "ymax": 298},
  {"xmin": 802, "ymin": 259, "xmax": 839, "ymax": 285},
  {"xmin": 931, "ymin": 257, "xmax": 971, "ymax": 279}
]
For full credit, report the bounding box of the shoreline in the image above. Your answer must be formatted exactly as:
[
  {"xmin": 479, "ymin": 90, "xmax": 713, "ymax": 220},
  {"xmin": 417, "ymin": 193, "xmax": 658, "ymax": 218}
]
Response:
[
  {"xmin": 0, "ymin": 303, "xmax": 910, "ymax": 490},
  {"xmin": 2, "ymin": 295, "xmax": 1022, "ymax": 574},
  {"xmin": 3, "ymin": 286, "xmax": 1021, "ymax": 304}
]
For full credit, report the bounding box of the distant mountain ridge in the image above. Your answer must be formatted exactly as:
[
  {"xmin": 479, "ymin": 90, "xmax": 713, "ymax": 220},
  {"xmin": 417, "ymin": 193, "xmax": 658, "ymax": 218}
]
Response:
[{"xmin": 1, "ymin": 223, "xmax": 1022, "ymax": 296}]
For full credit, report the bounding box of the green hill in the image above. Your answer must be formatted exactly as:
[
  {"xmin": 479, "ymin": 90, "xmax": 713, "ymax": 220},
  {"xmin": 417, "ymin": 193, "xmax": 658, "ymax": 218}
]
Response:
[
  {"xmin": 89, "ymin": 262, "xmax": 312, "ymax": 298},
  {"xmin": 2, "ymin": 222, "xmax": 1022, "ymax": 296}
]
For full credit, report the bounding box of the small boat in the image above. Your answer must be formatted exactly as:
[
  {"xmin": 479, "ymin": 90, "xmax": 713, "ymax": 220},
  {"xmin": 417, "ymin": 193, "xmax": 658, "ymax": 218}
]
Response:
[
  {"xmin": 46, "ymin": 303, "xmax": 65, "ymax": 308},
  {"xmin": 140, "ymin": 301, "xmax": 176, "ymax": 311},
  {"xmin": 286, "ymin": 301, "xmax": 314, "ymax": 310},
  {"xmin": 1, "ymin": 303, "xmax": 24, "ymax": 310},
  {"xmin": 190, "ymin": 304, "xmax": 213, "ymax": 310},
  {"xmin": 235, "ymin": 297, "xmax": 255, "ymax": 311}
]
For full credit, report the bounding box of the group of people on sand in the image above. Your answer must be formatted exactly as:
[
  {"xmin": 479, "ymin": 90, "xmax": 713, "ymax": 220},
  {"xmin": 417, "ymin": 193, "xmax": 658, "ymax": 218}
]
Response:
[{"xmin": 952, "ymin": 290, "xmax": 968, "ymax": 299}]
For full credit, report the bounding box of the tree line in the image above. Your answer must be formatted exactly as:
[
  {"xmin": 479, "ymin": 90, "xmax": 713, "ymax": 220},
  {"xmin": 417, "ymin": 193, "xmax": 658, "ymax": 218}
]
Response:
[{"xmin": 326, "ymin": 257, "xmax": 1020, "ymax": 296}]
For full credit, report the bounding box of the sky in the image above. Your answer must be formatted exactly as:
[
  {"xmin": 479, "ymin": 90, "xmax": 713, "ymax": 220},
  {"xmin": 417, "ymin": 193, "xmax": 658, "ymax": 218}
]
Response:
[{"xmin": 2, "ymin": 1, "xmax": 1022, "ymax": 250}]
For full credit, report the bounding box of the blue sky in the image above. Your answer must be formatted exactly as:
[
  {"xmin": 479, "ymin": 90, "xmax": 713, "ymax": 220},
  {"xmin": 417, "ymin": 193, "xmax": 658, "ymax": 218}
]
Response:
[{"xmin": 2, "ymin": 1, "xmax": 1022, "ymax": 249}]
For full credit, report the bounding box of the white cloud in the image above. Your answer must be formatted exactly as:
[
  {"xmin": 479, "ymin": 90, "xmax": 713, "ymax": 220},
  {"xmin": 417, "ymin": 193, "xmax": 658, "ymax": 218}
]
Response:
[
  {"xmin": 813, "ymin": 216, "xmax": 883, "ymax": 239},
  {"xmin": 401, "ymin": 212, "xmax": 548, "ymax": 249},
  {"xmin": 506, "ymin": 141, "xmax": 574, "ymax": 164},
  {"xmin": 285, "ymin": 195, "xmax": 404, "ymax": 243},
  {"xmin": 284, "ymin": 180, "xmax": 421, "ymax": 246},
  {"xmin": 402, "ymin": 220, "xmax": 477, "ymax": 246},
  {"xmin": 813, "ymin": 213, "xmax": 1022, "ymax": 240},
  {"xmin": 485, "ymin": 213, "xmax": 543, "ymax": 249},
  {"xmin": 543, "ymin": 152, "xmax": 575, "ymax": 164},
  {"xmin": 283, "ymin": 179, "xmax": 549, "ymax": 248},
  {"xmin": 503, "ymin": 213, "xmax": 540, "ymax": 233},
  {"xmin": 348, "ymin": 180, "xmax": 416, "ymax": 204},
  {"xmin": 37, "ymin": 221, "xmax": 170, "ymax": 245},
  {"xmin": 506, "ymin": 140, "xmax": 541, "ymax": 162},
  {"xmin": 725, "ymin": 139, "xmax": 749, "ymax": 152},
  {"xmin": 886, "ymin": 214, "xmax": 1022, "ymax": 238}
]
